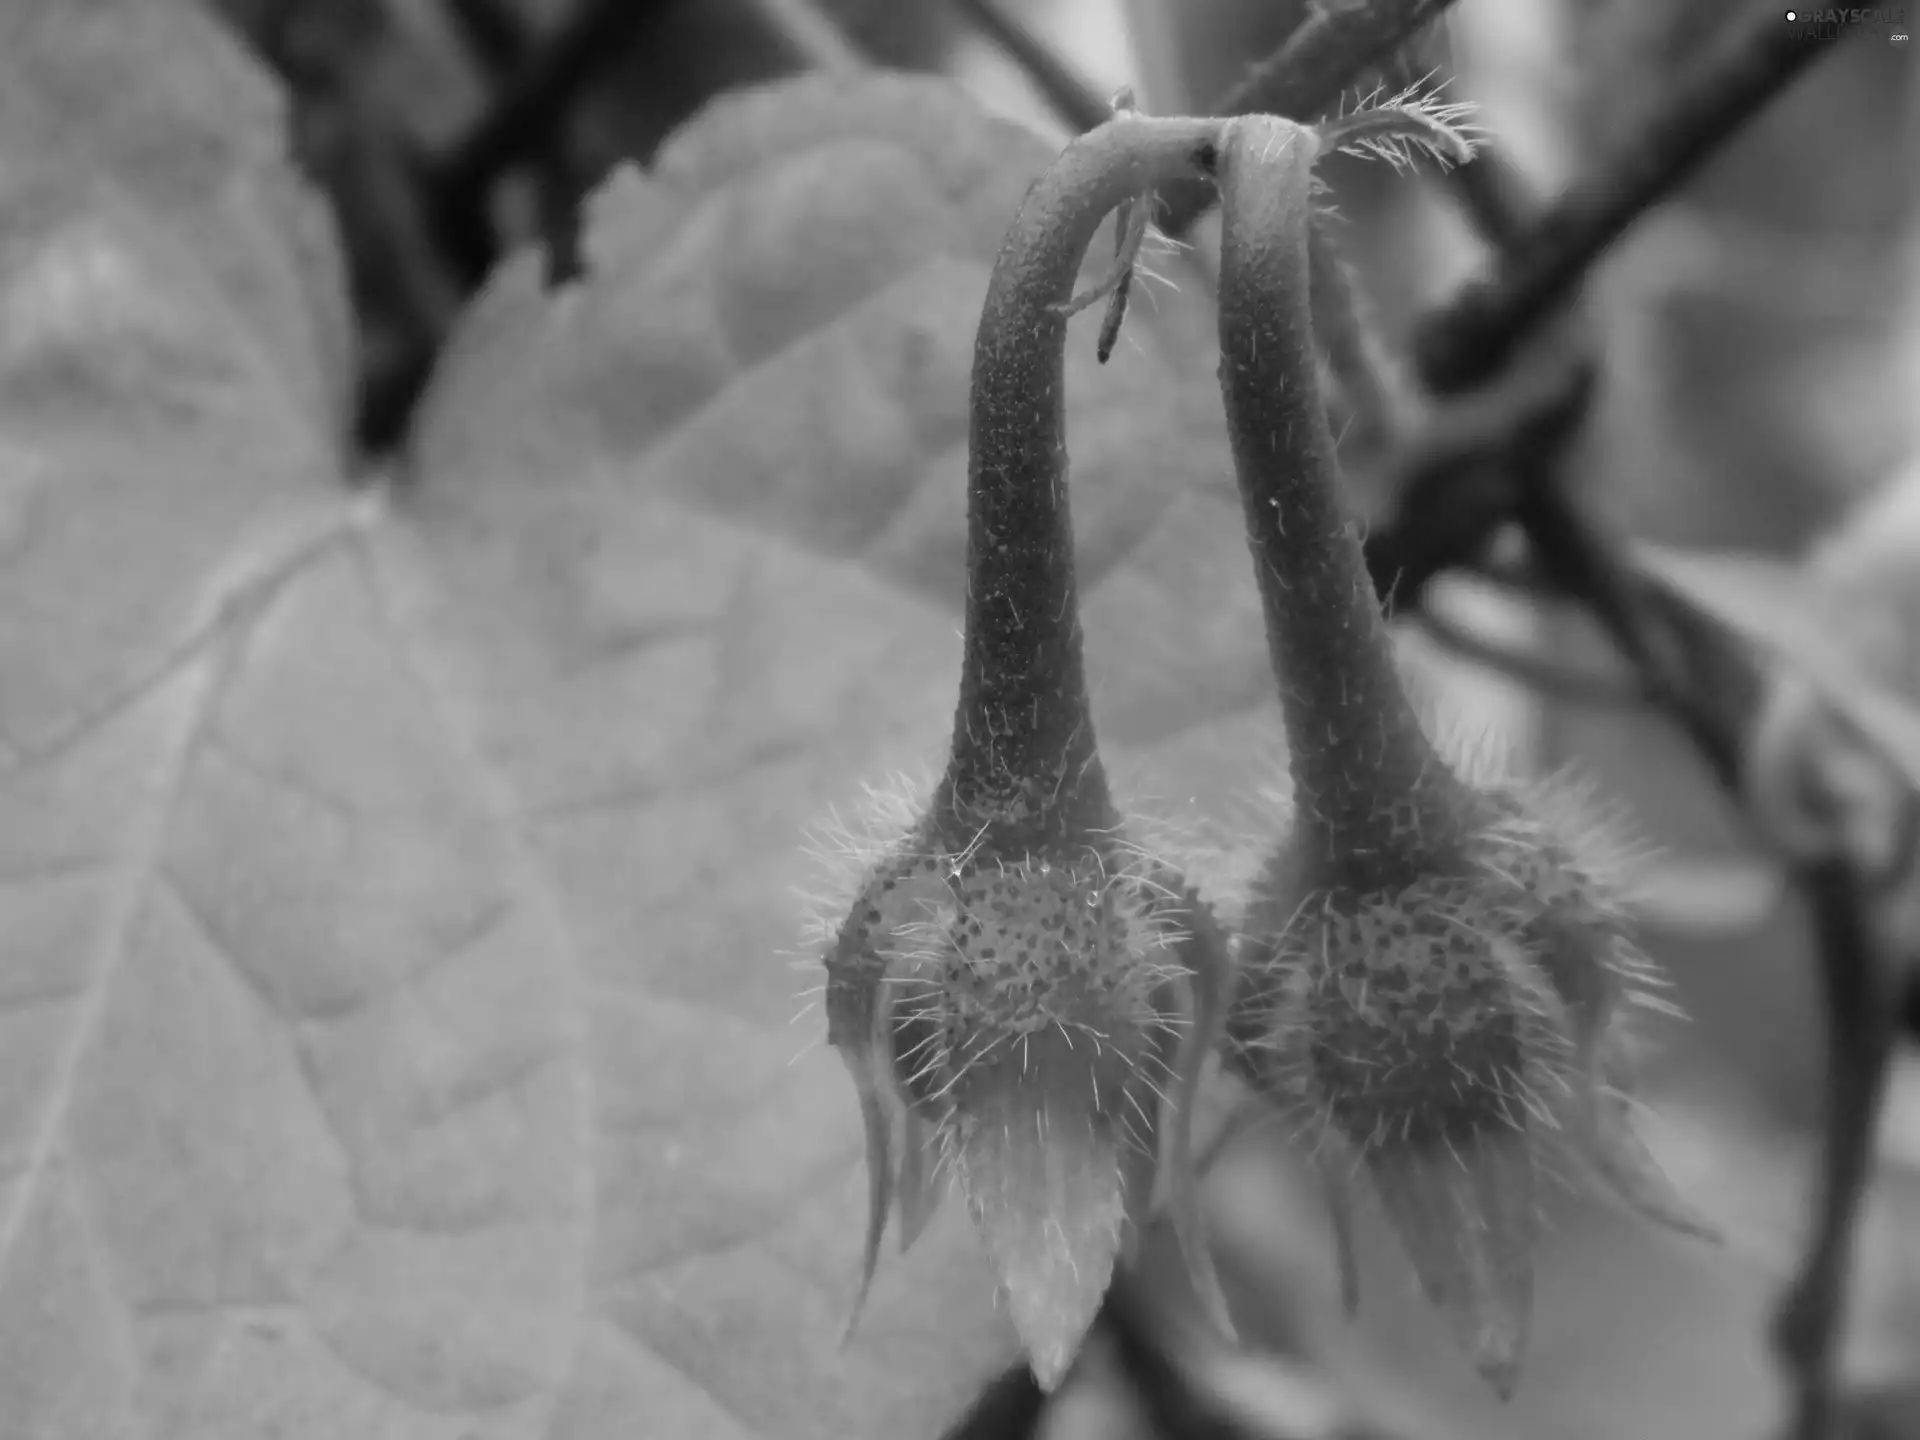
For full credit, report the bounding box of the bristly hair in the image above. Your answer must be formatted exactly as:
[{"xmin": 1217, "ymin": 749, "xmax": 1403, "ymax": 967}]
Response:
[{"xmin": 1317, "ymin": 73, "xmax": 1483, "ymax": 175}]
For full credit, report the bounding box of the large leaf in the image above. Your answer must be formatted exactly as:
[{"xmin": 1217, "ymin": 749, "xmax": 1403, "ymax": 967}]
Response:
[
  {"xmin": 0, "ymin": 17, "xmax": 1248, "ymax": 1431},
  {"xmin": 8, "ymin": 8, "xmax": 1908, "ymax": 1436}
]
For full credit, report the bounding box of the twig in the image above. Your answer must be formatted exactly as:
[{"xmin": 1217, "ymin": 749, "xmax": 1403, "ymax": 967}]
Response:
[
  {"xmin": 948, "ymin": 0, "xmax": 1112, "ymax": 132},
  {"xmin": 1156, "ymin": 0, "xmax": 1462, "ymax": 237},
  {"xmin": 1771, "ymin": 861, "xmax": 1903, "ymax": 1440},
  {"xmin": 1413, "ymin": 1, "xmax": 1848, "ymax": 394},
  {"xmin": 1359, "ymin": 346, "xmax": 1595, "ymax": 608},
  {"xmin": 1520, "ymin": 487, "xmax": 1747, "ymax": 786}
]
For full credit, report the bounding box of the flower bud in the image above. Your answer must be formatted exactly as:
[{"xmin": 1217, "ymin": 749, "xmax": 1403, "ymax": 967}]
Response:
[
  {"xmin": 1212, "ymin": 112, "xmax": 1714, "ymax": 1397},
  {"xmin": 819, "ymin": 804, "xmax": 1216, "ymax": 1389}
]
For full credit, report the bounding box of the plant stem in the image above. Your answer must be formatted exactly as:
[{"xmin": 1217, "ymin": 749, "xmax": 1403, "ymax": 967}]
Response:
[
  {"xmin": 1774, "ymin": 860, "xmax": 1902, "ymax": 1440},
  {"xmin": 942, "ymin": 114, "xmax": 1226, "ymax": 838},
  {"xmin": 1213, "ymin": 115, "xmax": 1462, "ymax": 868},
  {"xmin": 1413, "ymin": 1, "xmax": 1847, "ymax": 393}
]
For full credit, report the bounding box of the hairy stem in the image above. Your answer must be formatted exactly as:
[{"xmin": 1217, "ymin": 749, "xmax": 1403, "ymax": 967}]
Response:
[
  {"xmin": 941, "ymin": 114, "xmax": 1226, "ymax": 838},
  {"xmin": 1214, "ymin": 115, "xmax": 1462, "ymax": 867}
]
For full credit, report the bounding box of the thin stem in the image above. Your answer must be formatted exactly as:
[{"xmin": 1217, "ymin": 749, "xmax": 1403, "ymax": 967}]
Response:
[
  {"xmin": 941, "ymin": 115, "xmax": 1227, "ymax": 837},
  {"xmin": 1773, "ymin": 860, "xmax": 1902, "ymax": 1440},
  {"xmin": 1214, "ymin": 115, "xmax": 1464, "ymax": 867},
  {"xmin": 1414, "ymin": 1, "xmax": 1848, "ymax": 393},
  {"xmin": 1359, "ymin": 347, "xmax": 1593, "ymax": 609}
]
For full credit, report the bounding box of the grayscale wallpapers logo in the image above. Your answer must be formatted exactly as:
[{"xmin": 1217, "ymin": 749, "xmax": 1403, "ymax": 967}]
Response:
[{"xmin": 1784, "ymin": 7, "xmax": 1911, "ymax": 41}]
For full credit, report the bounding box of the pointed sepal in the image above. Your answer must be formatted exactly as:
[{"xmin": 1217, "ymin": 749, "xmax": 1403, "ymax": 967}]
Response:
[
  {"xmin": 1366, "ymin": 1129, "xmax": 1537, "ymax": 1400},
  {"xmin": 954, "ymin": 1034, "xmax": 1136, "ymax": 1392}
]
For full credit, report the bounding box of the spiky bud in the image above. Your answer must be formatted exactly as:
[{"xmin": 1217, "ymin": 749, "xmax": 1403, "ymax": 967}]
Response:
[
  {"xmin": 824, "ymin": 803, "xmax": 1217, "ymax": 1387},
  {"xmin": 1213, "ymin": 113, "xmax": 1715, "ymax": 1399},
  {"xmin": 810, "ymin": 111, "xmax": 1237, "ymax": 1390}
]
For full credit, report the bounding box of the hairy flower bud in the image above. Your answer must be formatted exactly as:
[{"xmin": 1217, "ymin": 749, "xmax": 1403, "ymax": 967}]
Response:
[
  {"xmin": 806, "ymin": 109, "xmax": 1239, "ymax": 1391},
  {"xmin": 1240, "ymin": 772, "xmax": 1716, "ymax": 1396},
  {"xmin": 1212, "ymin": 113, "xmax": 1714, "ymax": 1398},
  {"xmin": 813, "ymin": 784, "xmax": 1224, "ymax": 1390}
]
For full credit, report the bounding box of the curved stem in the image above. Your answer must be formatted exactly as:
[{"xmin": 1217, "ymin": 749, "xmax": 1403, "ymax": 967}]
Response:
[
  {"xmin": 941, "ymin": 114, "xmax": 1227, "ymax": 839},
  {"xmin": 1213, "ymin": 115, "xmax": 1465, "ymax": 870}
]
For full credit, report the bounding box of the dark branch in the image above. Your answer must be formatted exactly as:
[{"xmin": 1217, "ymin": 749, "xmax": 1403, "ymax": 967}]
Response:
[
  {"xmin": 1360, "ymin": 345, "xmax": 1595, "ymax": 609},
  {"xmin": 1413, "ymin": 2, "xmax": 1848, "ymax": 394}
]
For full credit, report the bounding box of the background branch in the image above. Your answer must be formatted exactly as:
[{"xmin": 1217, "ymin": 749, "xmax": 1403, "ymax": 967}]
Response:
[{"xmin": 1413, "ymin": 2, "xmax": 1848, "ymax": 393}]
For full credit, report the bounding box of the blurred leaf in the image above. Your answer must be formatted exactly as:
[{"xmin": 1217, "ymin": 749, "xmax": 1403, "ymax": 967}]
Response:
[
  {"xmin": 0, "ymin": 0, "xmax": 357, "ymax": 445},
  {"xmin": 0, "ymin": 41, "xmax": 1246, "ymax": 1435},
  {"xmin": 1631, "ymin": 540, "xmax": 1920, "ymax": 792}
]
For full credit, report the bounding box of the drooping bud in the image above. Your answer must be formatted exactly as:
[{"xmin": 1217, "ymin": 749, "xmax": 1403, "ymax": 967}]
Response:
[
  {"xmin": 1213, "ymin": 112, "xmax": 1714, "ymax": 1398},
  {"xmin": 810, "ymin": 108, "xmax": 1240, "ymax": 1389},
  {"xmin": 814, "ymin": 792, "xmax": 1223, "ymax": 1389}
]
